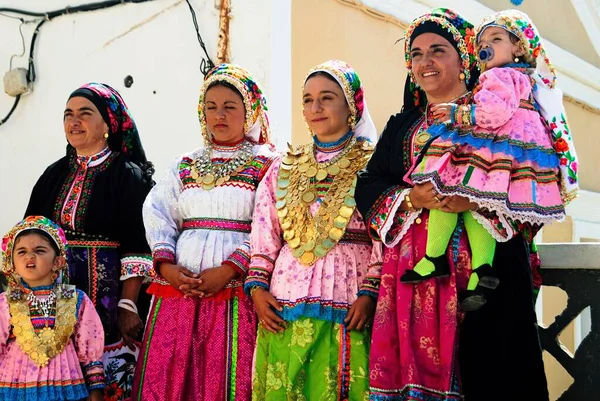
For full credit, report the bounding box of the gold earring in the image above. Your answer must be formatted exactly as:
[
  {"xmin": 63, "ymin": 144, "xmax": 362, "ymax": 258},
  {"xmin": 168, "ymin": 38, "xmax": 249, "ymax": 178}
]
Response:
[
  {"xmin": 51, "ymin": 271, "xmax": 58, "ymax": 282},
  {"xmin": 347, "ymin": 115, "xmax": 356, "ymax": 131},
  {"xmin": 104, "ymin": 132, "xmax": 109, "ymax": 139},
  {"xmin": 459, "ymin": 72, "xmax": 466, "ymax": 81}
]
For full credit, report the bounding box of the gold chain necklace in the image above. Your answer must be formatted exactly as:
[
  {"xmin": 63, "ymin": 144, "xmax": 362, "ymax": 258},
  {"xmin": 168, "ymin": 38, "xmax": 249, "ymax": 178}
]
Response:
[{"xmin": 276, "ymin": 138, "xmax": 374, "ymax": 266}]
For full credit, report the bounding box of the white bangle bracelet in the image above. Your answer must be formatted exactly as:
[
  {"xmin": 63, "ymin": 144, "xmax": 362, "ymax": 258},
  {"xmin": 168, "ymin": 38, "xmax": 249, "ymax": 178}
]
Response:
[{"xmin": 118, "ymin": 299, "xmax": 138, "ymax": 314}]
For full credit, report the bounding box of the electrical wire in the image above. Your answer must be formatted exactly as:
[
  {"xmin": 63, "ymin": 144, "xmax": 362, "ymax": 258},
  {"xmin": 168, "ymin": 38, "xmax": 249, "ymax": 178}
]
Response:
[
  {"xmin": 184, "ymin": 0, "xmax": 215, "ymax": 75},
  {"xmin": 0, "ymin": 0, "xmax": 215, "ymax": 126},
  {"xmin": 9, "ymin": 21, "xmax": 26, "ymax": 70},
  {"xmin": 0, "ymin": 95, "xmax": 20, "ymax": 126}
]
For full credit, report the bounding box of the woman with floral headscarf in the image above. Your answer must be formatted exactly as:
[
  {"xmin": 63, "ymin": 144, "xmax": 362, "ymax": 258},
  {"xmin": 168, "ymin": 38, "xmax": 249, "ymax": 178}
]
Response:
[
  {"xmin": 356, "ymin": 8, "xmax": 548, "ymax": 400},
  {"xmin": 132, "ymin": 64, "xmax": 278, "ymax": 401},
  {"xmin": 245, "ymin": 60, "xmax": 382, "ymax": 400},
  {"xmin": 25, "ymin": 83, "xmax": 154, "ymax": 400},
  {"xmin": 401, "ymin": 9, "xmax": 576, "ymax": 312}
]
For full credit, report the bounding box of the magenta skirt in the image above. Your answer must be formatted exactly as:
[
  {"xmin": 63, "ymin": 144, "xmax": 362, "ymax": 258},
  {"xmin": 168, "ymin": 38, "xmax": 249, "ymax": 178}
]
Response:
[{"xmin": 131, "ymin": 293, "xmax": 257, "ymax": 401}]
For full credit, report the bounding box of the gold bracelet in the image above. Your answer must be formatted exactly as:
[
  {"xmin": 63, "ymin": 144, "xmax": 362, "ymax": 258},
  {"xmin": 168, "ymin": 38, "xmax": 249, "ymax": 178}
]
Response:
[
  {"xmin": 404, "ymin": 192, "xmax": 417, "ymax": 212},
  {"xmin": 249, "ymin": 286, "xmax": 262, "ymax": 297}
]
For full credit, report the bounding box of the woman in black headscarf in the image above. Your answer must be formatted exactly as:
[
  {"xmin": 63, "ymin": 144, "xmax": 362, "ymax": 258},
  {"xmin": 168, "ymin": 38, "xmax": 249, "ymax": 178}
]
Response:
[{"xmin": 25, "ymin": 82, "xmax": 154, "ymax": 400}]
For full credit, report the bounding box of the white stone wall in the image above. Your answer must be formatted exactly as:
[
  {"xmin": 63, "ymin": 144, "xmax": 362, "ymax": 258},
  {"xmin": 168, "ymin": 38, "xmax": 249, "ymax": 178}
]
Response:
[{"xmin": 0, "ymin": 0, "xmax": 291, "ymax": 233}]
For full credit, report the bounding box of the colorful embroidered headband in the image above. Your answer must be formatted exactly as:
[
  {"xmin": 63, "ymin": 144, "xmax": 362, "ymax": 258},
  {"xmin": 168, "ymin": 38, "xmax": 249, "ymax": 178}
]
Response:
[
  {"xmin": 305, "ymin": 60, "xmax": 364, "ymax": 128},
  {"xmin": 198, "ymin": 63, "xmax": 271, "ymax": 145},
  {"xmin": 1, "ymin": 216, "xmax": 68, "ymax": 285},
  {"xmin": 476, "ymin": 9, "xmax": 556, "ymax": 88},
  {"xmin": 404, "ymin": 8, "xmax": 477, "ymax": 86}
]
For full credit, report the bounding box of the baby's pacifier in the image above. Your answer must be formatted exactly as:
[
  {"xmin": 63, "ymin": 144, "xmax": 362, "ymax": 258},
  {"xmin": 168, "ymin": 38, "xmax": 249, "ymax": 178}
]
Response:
[{"xmin": 478, "ymin": 47, "xmax": 494, "ymax": 62}]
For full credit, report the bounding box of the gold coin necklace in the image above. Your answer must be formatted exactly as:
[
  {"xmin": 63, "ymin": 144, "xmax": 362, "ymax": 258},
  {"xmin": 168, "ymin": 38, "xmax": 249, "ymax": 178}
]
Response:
[
  {"xmin": 8, "ymin": 285, "xmax": 77, "ymax": 367},
  {"xmin": 276, "ymin": 138, "xmax": 374, "ymax": 266}
]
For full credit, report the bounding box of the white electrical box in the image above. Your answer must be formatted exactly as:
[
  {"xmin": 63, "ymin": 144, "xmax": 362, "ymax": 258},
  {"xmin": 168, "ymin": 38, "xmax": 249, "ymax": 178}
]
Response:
[{"xmin": 3, "ymin": 68, "xmax": 30, "ymax": 97}]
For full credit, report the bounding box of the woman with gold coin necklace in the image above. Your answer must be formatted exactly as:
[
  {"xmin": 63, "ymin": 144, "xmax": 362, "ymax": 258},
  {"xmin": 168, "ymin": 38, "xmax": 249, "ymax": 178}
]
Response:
[{"xmin": 245, "ymin": 60, "xmax": 382, "ymax": 400}]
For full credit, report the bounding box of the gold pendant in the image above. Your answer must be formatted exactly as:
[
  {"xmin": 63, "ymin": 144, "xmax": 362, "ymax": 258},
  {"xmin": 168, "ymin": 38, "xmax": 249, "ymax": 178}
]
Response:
[
  {"xmin": 314, "ymin": 244, "xmax": 328, "ymax": 257},
  {"xmin": 327, "ymin": 165, "xmax": 341, "ymax": 176},
  {"xmin": 338, "ymin": 157, "xmax": 351, "ymax": 169},
  {"xmin": 39, "ymin": 327, "xmax": 55, "ymax": 344},
  {"xmin": 301, "ymin": 191, "xmax": 316, "ymax": 204},
  {"xmin": 334, "ymin": 215, "xmax": 349, "ymax": 228},
  {"xmin": 328, "ymin": 227, "xmax": 344, "ymax": 241},
  {"xmin": 216, "ymin": 176, "xmax": 227, "ymax": 186},
  {"xmin": 288, "ymin": 237, "xmax": 301, "ymax": 249},
  {"xmin": 306, "ymin": 166, "xmax": 318, "ymax": 178},
  {"xmin": 300, "ymin": 251, "xmax": 315, "ymax": 265},
  {"xmin": 416, "ymin": 132, "xmax": 431, "ymax": 145},
  {"xmin": 344, "ymin": 197, "xmax": 356, "ymax": 207},
  {"xmin": 202, "ymin": 173, "xmax": 215, "ymax": 185},
  {"xmin": 316, "ymin": 169, "xmax": 328, "ymax": 181},
  {"xmin": 339, "ymin": 205, "xmax": 354, "ymax": 219}
]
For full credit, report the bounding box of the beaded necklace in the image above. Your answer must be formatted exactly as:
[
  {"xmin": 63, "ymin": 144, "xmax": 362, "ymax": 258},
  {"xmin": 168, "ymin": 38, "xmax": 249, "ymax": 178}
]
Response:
[{"xmin": 190, "ymin": 140, "xmax": 254, "ymax": 190}]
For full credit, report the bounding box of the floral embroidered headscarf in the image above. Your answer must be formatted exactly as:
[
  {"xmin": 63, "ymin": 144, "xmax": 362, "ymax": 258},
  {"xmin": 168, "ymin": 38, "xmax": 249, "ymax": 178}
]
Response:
[
  {"xmin": 476, "ymin": 10, "xmax": 578, "ymax": 203},
  {"xmin": 2, "ymin": 216, "xmax": 68, "ymax": 287},
  {"xmin": 68, "ymin": 83, "xmax": 154, "ymax": 179},
  {"xmin": 198, "ymin": 63, "xmax": 271, "ymax": 145},
  {"xmin": 476, "ymin": 9, "xmax": 554, "ymax": 87},
  {"xmin": 403, "ymin": 8, "xmax": 479, "ymax": 109},
  {"xmin": 303, "ymin": 59, "xmax": 377, "ymax": 143}
]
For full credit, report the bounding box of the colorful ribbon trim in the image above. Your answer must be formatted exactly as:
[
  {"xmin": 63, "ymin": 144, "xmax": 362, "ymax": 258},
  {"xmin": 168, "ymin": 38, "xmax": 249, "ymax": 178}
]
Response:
[{"xmin": 181, "ymin": 218, "xmax": 252, "ymax": 234}]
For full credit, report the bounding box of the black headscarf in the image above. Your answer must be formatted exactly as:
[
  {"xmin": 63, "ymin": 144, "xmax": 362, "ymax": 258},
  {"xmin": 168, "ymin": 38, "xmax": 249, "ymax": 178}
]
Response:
[{"xmin": 67, "ymin": 83, "xmax": 154, "ymax": 181}]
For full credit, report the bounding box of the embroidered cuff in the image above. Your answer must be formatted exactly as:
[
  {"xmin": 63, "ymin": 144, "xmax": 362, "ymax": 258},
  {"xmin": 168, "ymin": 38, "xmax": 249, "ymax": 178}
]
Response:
[
  {"xmin": 224, "ymin": 247, "xmax": 251, "ymax": 275},
  {"xmin": 243, "ymin": 280, "xmax": 270, "ymax": 296},
  {"xmin": 120, "ymin": 254, "xmax": 153, "ymax": 280},
  {"xmin": 358, "ymin": 274, "xmax": 381, "ymax": 301},
  {"xmin": 243, "ymin": 254, "xmax": 274, "ymax": 295},
  {"xmin": 83, "ymin": 361, "xmax": 105, "ymax": 391},
  {"xmin": 378, "ymin": 188, "xmax": 422, "ymax": 247},
  {"xmin": 366, "ymin": 185, "xmax": 405, "ymax": 241},
  {"xmin": 151, "ymin": 242, "xmax": 176, "ymax": 272},
  {"xmin": 452, "ymin": 104, "xmax": 475, "ymax": 127}
]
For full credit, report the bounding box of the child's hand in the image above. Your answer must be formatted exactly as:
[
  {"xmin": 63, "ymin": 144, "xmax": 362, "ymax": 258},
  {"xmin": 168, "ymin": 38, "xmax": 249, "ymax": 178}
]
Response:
[
  {"xmin": 430, "ymin": 103, "xmax": 455, "ymax": 123},
  {"xmin": 88, "ymin": 389, "xmax": 103, "ymax": 401}
]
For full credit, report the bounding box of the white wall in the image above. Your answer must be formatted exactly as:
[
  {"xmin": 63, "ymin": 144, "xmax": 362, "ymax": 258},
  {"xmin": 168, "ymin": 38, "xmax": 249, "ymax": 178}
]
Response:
[{"xmin": 0, "ymin": 0, "xmax": 292, "ymax": 234}]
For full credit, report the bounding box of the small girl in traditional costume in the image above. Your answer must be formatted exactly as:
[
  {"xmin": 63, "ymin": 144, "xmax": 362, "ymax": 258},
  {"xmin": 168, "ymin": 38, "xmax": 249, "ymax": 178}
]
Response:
[
  {"xmin": 402, "ymin": 9, "xmax": 578, "ymax": 311},
  {"xmin": 0, "ymin": 216, "xmax": 105, "ymax": 401}
]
